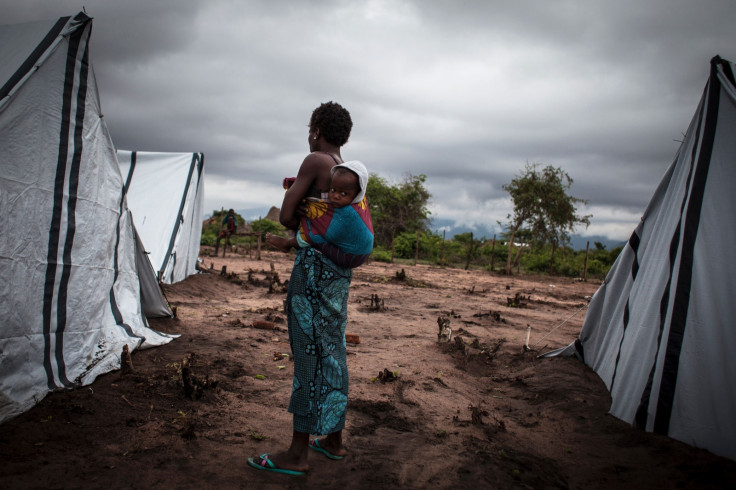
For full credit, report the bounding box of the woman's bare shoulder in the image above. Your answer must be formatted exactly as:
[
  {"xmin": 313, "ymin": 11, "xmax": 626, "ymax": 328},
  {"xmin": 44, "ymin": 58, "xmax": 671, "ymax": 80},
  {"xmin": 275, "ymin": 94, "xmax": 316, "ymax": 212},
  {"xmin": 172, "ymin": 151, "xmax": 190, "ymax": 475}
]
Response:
[
  {"xmin": 298, "ymin": 152, "xmax": 334, "ymax": 175},
  {"xmin": 301, "ymin": 151, "xmax": 334, "ymax": 165}
]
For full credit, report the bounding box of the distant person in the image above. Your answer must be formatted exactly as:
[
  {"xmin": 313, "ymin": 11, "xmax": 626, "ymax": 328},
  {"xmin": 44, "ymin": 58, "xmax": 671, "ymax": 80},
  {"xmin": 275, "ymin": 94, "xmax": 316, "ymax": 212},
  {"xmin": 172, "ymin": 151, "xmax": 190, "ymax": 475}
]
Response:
[
  {"xmin": 214, "ymin": 209, "xmax": 237, "ymax": 256},
  {"xmin": 266, "ymin": 160, "xmax": 373, "ymax": 269},
  {"xmin": 248, "ymin": 101, "xmax": 356, "ymax": 476}
]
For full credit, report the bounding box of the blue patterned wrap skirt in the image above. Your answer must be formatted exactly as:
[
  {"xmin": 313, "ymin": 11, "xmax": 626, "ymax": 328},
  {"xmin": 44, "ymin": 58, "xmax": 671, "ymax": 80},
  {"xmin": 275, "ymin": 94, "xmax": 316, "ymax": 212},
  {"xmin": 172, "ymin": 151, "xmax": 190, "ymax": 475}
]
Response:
[{"xmin": 287, "ymin": 247, "xmax": 352, "ymax": 435}]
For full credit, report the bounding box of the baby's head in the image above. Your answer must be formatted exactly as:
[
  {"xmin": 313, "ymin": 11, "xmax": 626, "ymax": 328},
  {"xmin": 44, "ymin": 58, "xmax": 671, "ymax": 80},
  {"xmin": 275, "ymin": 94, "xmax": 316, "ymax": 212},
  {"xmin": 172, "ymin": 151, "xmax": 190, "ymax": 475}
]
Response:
[
  {"xmin": 329, "ymin": 167, "xmax": 360, "ymax": 208},
  {"xmin": 329, "ymin": 161, "xmax": 368, "ymax": 208}
]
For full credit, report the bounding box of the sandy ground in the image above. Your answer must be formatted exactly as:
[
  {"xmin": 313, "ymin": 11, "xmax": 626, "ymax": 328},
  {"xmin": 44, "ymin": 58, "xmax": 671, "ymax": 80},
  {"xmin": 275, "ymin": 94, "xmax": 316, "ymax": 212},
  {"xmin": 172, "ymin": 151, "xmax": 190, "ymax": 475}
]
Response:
[{"xmin": 2, "ymin": 247, "xmax": 735, "ymax": 489}]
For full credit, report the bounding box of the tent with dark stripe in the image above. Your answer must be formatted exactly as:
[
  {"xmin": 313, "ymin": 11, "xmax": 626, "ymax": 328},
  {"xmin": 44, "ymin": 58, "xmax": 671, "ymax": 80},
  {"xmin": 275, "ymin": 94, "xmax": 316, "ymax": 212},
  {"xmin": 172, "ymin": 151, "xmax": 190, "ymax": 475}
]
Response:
[
  {"xmin": 0, "ymin": 13, "xmax": 175, "ymax": 423},
  {"xmin": 117, "ymin": 151, "xmax": 205, "ymax": 285},
  {"xmin": 545, "ymin": 56, "xmax": 736, "ymax": 460}
]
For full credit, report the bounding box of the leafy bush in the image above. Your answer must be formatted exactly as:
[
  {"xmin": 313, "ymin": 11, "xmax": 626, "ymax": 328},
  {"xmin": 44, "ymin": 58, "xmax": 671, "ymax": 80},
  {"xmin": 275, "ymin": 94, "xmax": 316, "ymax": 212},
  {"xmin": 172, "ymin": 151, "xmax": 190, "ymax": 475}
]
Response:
[
  {"xmin": 250, "ymin": 218, "xmax": 284, "ymax": 236},
  {"xmin": 201, "ymin": 230, "xmax": 218, "ymax": 247},
  {"xmin": 369, "ymin": 247, "xmax": 392, "ymax": 263},
  {"xmin": 477, "ymin": 240, "xmax": 508, "ymax": 271},
  {"xmin": 516, "ymin": 243, "xmax": 621, "ymax": 278},
  {"xmin": 437, "ymin": 239, "xmax": 466, "ymax": 266},
  {"xmin": 392, "ymin": 231, "xmax": 448, "ymax": 263},
  {"xmin": 584, "ymin": 258, "xmax": 609, "ymax": 277}
]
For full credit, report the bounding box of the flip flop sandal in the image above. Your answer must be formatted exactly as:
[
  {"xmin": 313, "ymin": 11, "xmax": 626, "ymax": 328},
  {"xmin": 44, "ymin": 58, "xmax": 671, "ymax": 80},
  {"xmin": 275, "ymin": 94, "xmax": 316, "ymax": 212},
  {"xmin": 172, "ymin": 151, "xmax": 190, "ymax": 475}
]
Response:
[
  {"xmin": 308, "ymin": 439, "xmax": 345, "ymax": 460},
  {"xmin": 247, "ymin": 453, "xmax": 307, "ymax": 475}
]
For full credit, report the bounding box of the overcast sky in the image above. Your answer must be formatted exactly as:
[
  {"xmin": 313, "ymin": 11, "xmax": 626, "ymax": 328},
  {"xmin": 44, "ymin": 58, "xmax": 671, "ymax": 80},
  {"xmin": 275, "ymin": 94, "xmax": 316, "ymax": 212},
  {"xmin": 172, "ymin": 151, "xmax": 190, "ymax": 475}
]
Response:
[{"xmin": 4, "ymin": 0, "xmax": 736, "ymax": 242}]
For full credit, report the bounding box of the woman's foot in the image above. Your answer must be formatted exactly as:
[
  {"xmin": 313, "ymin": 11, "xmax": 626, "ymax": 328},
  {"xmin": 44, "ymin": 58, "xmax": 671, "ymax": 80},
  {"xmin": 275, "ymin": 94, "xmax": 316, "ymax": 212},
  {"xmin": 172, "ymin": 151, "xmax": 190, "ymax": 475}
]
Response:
[
  {"xmin": 310, "ymin": 434, "xmax": 347, "ymax": 459},
  {"xmin": 249, "ymin": 449, "xmax": 309, "ymax": 474},
  {"xmin": 265, "ymin": 233, "xmax": 293, "ymax": 253}
]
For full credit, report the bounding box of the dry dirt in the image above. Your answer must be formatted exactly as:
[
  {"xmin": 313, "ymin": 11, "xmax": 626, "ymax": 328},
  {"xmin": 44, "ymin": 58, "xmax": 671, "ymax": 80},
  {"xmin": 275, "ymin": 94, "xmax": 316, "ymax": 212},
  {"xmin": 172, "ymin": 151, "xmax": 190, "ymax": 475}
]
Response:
[{"xmin": 1, "ymin": 247, "xmax": 735, "ymax": 489}]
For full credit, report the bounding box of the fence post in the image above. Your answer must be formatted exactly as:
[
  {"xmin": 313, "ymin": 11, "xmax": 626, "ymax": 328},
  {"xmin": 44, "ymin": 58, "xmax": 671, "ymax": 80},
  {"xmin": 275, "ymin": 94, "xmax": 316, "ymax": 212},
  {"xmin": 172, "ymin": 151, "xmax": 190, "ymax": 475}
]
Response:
[
  {"xmin": 515, "ymin": 245, "xmax": 523, "ymax": 274},
  {"xmin": 390, "ymin": 231, "xmax": 395, "ymax": 263},
  {"xmin": 490, "ymin": 234, "xmax": 496, "ymax": 271},
  {"xmin": 441, "ymin": 230, "xmax": 446, "ymax": 265},
  {"xmin": 464, "ymin": 232, "xmax": 473, "ymax": 270},
  {"xmin": 414, "ymin": 231, "xmax": 420, "ymax": 266},
  {"xmin": 583, "ymin": 241, "xmax": 590, "ymax": 281}
]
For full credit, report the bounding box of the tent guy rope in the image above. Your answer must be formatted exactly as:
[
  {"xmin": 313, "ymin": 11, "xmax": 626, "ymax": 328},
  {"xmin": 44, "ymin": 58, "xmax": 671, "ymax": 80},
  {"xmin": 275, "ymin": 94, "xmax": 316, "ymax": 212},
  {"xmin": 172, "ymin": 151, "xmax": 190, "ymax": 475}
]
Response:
[{"xmin": 531, "ymin": 301, "xmax": 589, "ymax": 349}]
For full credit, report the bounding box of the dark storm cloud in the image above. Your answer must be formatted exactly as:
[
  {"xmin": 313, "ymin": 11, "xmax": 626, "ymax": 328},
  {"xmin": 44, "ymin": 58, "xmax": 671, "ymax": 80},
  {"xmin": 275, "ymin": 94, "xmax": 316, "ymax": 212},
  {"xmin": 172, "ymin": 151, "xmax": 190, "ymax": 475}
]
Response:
[{"xmin": 2, "ymin": 0, "xmax": 735, "ymax": 240}]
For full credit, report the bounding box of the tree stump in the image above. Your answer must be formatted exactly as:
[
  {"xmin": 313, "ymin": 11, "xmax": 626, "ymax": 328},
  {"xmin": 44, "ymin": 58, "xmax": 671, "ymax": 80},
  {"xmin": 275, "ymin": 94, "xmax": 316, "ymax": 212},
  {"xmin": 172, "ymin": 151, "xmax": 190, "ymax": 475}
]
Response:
[{"xmin": 120, "ymin": 344, "xmax": 134, "ymax": 376}]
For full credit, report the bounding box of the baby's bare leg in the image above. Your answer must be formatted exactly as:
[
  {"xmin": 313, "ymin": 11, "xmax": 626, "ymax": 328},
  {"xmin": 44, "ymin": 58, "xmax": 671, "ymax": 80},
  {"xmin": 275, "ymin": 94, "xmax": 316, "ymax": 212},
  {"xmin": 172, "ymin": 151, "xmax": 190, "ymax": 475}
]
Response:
[{"xmin": 266, "ymin": 233, "xmax": 297, "ymax": 253}]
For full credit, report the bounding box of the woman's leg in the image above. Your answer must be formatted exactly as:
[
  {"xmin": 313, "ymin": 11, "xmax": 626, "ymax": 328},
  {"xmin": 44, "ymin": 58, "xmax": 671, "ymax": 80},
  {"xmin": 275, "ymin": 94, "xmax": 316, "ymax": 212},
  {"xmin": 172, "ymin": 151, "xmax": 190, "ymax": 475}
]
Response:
[
  {"xmin": 288, "ymin": 249, "xmax": 351, "ymax": 434},
  {"xmin": 250, "ymin": 249, "xmax": 351, "ymax": 471}
]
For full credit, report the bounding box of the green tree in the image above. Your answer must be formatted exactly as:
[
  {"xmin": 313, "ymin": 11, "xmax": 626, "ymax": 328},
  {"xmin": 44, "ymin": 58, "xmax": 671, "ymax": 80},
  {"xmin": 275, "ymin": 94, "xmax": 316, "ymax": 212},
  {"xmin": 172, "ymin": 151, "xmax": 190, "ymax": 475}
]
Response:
[
  {"xmin": 250, "ymin": 217, "xmax": 284, "ymax": 236},
  {"xmin": 502, "ymin": 163, "xmax": 591, "ymax": 275},
  {"xmin": 367, "ymin": 173, "xmax": 431, "ymax": 259}
]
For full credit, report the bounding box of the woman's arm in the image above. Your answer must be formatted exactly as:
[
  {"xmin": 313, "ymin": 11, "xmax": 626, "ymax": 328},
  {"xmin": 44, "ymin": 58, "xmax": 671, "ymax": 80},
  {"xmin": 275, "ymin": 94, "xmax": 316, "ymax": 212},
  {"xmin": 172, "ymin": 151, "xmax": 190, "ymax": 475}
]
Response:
[{"xmin": 279, "ymin": 154, "xmax": 325, "ymax": 229}]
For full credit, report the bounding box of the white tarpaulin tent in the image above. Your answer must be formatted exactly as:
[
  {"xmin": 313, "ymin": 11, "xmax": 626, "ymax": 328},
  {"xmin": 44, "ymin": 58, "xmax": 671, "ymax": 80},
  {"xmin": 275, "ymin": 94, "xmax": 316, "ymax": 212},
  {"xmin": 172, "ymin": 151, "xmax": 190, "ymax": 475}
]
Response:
[
  {"xmin": 0, "ymin": 13, "xmax": 175, "ymax": 423},
  {"xmin": 546, "ymin": 56, "xmax": 736, "ymax": 461},
  {"xmin": 117, "ymin": 151, "xmax": 204, "ymax": 284}
]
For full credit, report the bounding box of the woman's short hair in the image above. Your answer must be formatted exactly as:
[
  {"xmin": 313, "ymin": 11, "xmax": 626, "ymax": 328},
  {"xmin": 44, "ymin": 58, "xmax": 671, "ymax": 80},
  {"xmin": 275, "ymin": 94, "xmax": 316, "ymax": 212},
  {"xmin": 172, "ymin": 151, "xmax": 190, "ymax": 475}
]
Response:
[{"xmin": 310, "ymin": 101, "xmax": 352, "ymax": 147}]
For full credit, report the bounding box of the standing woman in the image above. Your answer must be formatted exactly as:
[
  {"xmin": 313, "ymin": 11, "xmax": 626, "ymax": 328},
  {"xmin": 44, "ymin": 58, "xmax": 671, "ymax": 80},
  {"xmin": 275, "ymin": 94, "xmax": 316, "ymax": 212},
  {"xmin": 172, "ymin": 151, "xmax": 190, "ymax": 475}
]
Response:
[{"xmin": 248, "ymin": 102, "xmax": 354, "ymax": 476}]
